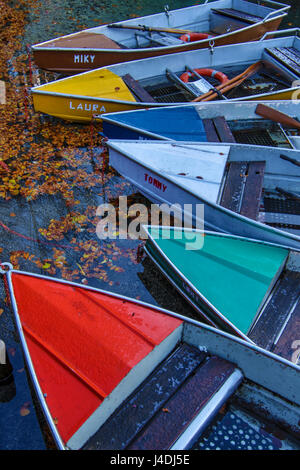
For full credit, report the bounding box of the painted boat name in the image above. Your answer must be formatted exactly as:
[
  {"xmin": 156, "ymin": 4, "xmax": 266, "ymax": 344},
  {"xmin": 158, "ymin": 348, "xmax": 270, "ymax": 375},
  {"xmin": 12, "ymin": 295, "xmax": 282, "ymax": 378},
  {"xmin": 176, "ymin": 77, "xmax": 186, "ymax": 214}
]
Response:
[
  {"xmin": 144, "ymin": 173, "xmax": 167, "ymax": 192},
  {"xmin": 74, "ymin": 54, "xmax": 95, "ymax": 64},
  {"xmin": 69, "ymin": 101, "xmax": 106, "ymax": 113}
]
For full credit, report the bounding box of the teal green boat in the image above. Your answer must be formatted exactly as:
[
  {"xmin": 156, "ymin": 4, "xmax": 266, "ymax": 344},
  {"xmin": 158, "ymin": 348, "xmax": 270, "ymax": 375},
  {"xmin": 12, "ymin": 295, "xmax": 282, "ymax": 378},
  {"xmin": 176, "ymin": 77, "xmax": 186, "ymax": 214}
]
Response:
[{"xmin": 143, "ymin": 226, "xmax": 300, "ymax": 363}]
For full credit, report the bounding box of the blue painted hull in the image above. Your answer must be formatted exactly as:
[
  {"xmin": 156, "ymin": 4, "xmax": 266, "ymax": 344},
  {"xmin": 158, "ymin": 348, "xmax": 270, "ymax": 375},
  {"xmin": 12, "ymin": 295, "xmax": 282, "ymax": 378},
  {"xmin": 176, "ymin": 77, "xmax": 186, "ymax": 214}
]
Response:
[{"xmin": 102, "ymin": 106, "xmax": 208, "ymax": 142}]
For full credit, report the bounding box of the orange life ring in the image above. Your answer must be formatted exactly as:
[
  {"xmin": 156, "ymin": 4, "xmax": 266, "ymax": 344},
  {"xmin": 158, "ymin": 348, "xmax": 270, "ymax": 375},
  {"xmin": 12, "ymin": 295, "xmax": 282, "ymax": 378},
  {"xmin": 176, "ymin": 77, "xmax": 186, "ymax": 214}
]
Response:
[
  {"xmin": 180, "ymin": 68, "xmax": 229, "ymax": 85},
  {"xmin": 180, "ymin": 33, "xmax": 209, "ymax": 42}
]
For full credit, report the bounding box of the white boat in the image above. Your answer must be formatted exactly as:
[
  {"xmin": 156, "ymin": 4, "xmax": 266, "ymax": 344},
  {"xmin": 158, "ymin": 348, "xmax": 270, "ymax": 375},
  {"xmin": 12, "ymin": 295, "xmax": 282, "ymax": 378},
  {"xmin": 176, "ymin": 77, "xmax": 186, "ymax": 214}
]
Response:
[{"xmin": 106, "ymin": 139, "xmax": 300, "ymax": 249}]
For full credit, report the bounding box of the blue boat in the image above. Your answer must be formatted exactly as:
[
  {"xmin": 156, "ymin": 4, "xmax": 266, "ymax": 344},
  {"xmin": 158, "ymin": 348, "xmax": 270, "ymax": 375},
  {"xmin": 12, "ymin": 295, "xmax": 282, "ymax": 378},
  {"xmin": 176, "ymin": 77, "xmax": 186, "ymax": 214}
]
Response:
[{"xmin": 102, "ymin": 100, "xmax": 300, "ymax": 148}]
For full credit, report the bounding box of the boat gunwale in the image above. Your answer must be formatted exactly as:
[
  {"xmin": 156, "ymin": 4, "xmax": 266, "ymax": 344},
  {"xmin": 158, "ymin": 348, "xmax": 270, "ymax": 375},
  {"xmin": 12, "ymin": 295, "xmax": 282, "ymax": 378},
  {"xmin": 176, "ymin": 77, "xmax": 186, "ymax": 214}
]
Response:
[
  {"xmin": 107, "ymin": 139, "xmax": 300, "ymax": 245},
  {"xmin": 30, "ymin": 86, "xmax": 300, "ymax": 107}
]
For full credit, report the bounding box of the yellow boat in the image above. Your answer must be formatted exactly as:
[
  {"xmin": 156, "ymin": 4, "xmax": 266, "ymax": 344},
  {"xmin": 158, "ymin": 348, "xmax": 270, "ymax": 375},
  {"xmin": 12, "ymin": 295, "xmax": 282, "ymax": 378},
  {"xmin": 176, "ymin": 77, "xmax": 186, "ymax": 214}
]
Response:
[{"xmin": 31, "ymin": 31, "xmax": 300, "ymax": 123}]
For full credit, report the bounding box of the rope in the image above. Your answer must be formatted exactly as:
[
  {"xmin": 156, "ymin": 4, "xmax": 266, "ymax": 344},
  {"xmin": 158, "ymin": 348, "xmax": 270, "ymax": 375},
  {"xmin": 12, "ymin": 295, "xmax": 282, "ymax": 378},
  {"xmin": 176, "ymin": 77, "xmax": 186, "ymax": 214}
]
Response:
[{"xmin": 0, "ymin": 220, "xmax": 85, "ymax": 252}]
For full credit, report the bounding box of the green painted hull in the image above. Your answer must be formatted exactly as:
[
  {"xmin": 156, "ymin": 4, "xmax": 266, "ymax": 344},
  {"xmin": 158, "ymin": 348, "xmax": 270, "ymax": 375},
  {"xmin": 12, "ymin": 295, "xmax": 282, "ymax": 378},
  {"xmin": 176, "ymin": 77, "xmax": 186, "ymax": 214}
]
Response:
[{"xmin": 144, "ymin": 227, "xmax": 288, "ymax": 338}]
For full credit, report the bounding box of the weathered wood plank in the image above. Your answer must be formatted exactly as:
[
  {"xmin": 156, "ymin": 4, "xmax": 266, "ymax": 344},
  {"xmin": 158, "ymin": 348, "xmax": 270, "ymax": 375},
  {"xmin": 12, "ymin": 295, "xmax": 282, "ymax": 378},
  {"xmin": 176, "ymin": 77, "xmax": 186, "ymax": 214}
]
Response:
[
  {"xmin": 122, "ymin": 73, "xmax": 156, "ymax": 102},
  {"xmin": 83, "ymin": 343, "xmax": 207, "ymax": 450},
  {"xmin": 220, "ymin": 161, "xmax": 265, "ymax": 220},
  {"xmin": 220, "ymin": 161, "xmax": 247, "ymax": 213},
  {"xmin": 213, "ymin": 116, "xmax": 236, "ymax": 143},
  {"xmin": 248, "ymin": 270, "xmax": 300, "ymax": 354},
  {"xmin": 240, "ymin": 161, "xmax": 265, "ymax": 220},
  {"xmin": 211, "ymin": 8, "xmax": 263, "ymax": 24},
  {"xmin": 272, "ymin": 291, "xmax": 300, "ymax": 364},
  {"xmin": 265, "ymin": 48, "xmax": 300, "ymax": 76},
  {"xmin": 202, "ymin": 118, "xmax": 220, "ymax": 142},
  {"xmin": 127, "ymin": 356, "xmax": 236, "ymax": 450}
]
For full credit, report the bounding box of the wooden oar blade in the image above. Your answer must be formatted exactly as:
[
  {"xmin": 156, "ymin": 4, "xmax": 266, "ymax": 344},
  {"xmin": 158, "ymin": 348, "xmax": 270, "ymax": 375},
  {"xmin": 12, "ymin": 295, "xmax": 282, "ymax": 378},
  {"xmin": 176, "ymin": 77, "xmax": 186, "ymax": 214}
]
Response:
[{"xmin": 255, "ymin": 103, "xmax": 300, "ymax": 130}]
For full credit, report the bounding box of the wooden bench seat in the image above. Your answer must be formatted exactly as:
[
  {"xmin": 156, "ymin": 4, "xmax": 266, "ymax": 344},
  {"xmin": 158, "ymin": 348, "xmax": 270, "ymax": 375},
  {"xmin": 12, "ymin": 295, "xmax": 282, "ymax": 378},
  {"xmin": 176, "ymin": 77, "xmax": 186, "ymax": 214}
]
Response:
[
  {"xmin": 122, "ymin": 73, "xmax": 156, "ymax": 102},
  {"xmin": 265, "ymin": 47, "xmax": 300, "ymax": 76},
  {"xmin": 220, "ymin": 160, "xmax": 265, "ymax": 220},
  {"xmin": 202, "ymin": 116, "xmax": 236, "ymax": 143},
  {"xmin": 83, "ymin": 343, "xmax": 240, "ymax": 450},
  {"xmin": 211, "ymin": 8, "xmax": 263, "ymax": 24},
  {"xmin": 248, "ymin": 270, "xmax": 300, "ymax": 363}
]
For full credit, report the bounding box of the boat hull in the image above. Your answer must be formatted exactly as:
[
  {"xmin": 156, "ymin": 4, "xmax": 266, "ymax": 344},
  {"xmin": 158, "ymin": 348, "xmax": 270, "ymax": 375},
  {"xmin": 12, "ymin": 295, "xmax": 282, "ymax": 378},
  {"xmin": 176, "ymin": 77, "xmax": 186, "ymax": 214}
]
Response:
[
  {"xmin": 108, "ymin": 141, "xmax": 300, "ymax": 250},
  {"xmin": 5, "ymin": 264, "xmax": 300, "ymax": 450},
  {"xmin": 32, "ymin": 16, "xmax": 283, "ymax": 74},
  {"xmin": 31, "ymin": 32, "xmax": 300, "ymax": 123},
  {"xmin": 101, "ymin": 100, "xmax": 300, "ymax": 143},
  {"xmin": 32, "ymin": 86, "xmax": 299, "ymax": 124}
]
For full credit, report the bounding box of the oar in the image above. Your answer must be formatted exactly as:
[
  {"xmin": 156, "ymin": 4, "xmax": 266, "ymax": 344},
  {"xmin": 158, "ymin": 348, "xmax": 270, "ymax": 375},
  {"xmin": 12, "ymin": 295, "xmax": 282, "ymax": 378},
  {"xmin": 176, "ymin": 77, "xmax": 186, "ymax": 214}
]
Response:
[
  {"xmin": 255, "ymin": 103, "xmax": 300, "ymax": 130},
  {"xmin": 280, "ymin": 154, "xmax": 300, "ymax": 167},
  {"xmin": 108, "ymin": 23, "xmax": 194, "ymax": 35},
  {"xmin": 192, "ymin": 61, "xmax": 263, "ymax": 103}
]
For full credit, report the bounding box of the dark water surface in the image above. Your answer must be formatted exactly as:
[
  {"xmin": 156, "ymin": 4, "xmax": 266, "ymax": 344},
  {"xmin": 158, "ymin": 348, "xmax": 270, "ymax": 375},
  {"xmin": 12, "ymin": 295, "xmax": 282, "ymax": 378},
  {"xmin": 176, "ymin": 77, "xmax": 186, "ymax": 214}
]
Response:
[{"xmin": 0, "ymin": 0, "xmax": 299, "ymax": 451}]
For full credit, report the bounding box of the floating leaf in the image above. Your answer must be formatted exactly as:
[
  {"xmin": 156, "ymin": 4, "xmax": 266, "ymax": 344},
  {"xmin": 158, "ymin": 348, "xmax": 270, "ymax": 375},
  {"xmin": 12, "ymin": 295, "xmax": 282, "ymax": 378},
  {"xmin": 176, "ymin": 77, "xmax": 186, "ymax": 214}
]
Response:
[{"xmin": 20, "ymin": 402, "xmax": 31, "ymax": 416}]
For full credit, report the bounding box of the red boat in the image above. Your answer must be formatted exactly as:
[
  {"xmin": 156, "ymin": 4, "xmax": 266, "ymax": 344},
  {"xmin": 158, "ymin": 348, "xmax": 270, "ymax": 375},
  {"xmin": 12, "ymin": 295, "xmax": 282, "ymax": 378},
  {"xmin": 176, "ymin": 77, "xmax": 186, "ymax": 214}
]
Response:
[{"xmin": 2, "ymin": 263, "xmax": 300, "ymax": 450}]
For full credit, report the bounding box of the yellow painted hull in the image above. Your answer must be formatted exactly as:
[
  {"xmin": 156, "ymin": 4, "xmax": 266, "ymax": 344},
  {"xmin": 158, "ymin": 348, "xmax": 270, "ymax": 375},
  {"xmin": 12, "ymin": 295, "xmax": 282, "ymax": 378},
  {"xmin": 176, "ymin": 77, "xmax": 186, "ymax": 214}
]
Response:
[
  {"xmin": 31, "ymin": 66, "xmax": 300, "ymax": 123},
  {"xmin": 32, "ymin": 92, "xmax": 145, "ymax": 123},
  {"xmin": 32, "ymin": 88, "xmax": 300, "ymax": 123}
]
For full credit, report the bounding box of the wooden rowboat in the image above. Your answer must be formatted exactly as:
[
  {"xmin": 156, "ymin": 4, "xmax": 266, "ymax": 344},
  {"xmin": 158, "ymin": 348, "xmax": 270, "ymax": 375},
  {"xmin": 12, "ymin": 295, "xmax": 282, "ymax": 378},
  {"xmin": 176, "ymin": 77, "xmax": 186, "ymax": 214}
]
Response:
[
  {"xmin": 31, "ymin": 30, "xmax": 300, "ymax": 122},
  {"xmin": 2, "ymin": 263, "xmax": 300, "ymax": 450},
  {"xmin": 102, "ymin": 100, "xmax": 300, "ymax": 148},
  {"xmin": 106, "ymin": 139, "xmax": 300, "ymax": 249},
  {"xmin": 142, "ymin": 227, "xmax": 300, "ymax": 360},
  {"xmin": 31, "ymin": 0, "xmax": 289, "ymax": 74}
]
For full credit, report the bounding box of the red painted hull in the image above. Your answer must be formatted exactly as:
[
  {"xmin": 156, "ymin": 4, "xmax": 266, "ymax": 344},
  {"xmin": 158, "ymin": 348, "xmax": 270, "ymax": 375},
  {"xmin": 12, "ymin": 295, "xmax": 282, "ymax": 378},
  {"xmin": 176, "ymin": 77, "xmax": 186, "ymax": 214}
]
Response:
[{"xmin": 10, "ymin": 272, "xmax": 182, "ymax": 445}]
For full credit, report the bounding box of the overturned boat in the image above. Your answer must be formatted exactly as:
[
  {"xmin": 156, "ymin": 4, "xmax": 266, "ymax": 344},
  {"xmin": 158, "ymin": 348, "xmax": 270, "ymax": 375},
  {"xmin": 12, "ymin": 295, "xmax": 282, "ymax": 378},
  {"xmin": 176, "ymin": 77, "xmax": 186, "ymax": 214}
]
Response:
[
  {"xmin": 31, "ymin": 30, "xmax": 300, "ymax": 122},
  {"xmin": 31, "ymin": 0, "xmax": 289, "ymax": 74},
  {"xmin": 2, "ymin": 263, "xmax": 299, "ymax": 450}
]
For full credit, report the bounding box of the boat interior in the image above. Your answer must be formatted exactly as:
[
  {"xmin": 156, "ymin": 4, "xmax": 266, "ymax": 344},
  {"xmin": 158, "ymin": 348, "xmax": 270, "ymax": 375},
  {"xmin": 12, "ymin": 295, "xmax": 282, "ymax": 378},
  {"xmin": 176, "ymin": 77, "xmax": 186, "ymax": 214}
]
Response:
[
  {"xmin": 128, "ymin": 46, "xmax": 300, "ymax": 104},
  {"xmin": 36, "ymin": 0, "xmax": 284, "ymax": 50},
  {"xmin": 104, "ymin": 106, "xmax": 300, "ymax": 149},
  {"xmin": 219, "ymin": 143, "xmax": 300, "ymax": 238},
  {"xmin": 178, "ymin": 141, "xmax": 300, "ymax": 236},
  {"xmin": 81, "ymin": 320, "xmax": 300, "ymax": 450}
]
